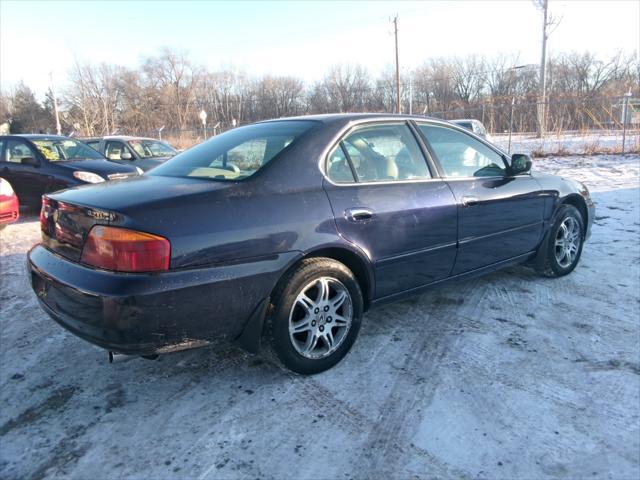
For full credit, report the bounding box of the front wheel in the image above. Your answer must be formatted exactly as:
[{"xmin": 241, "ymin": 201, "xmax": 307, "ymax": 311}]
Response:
[
  {"xmin": 265, "ymin": 258, "xmax": 363, "ymax": 375},
  {"xmin": 536, "ymin": 204, "xmax": 585, "ymax": 277}
]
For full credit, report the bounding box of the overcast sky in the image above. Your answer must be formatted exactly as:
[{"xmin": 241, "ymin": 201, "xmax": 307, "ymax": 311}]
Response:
[{"xmin": 1, "ymin": 0, "xmax": 638, "ymax": 98}]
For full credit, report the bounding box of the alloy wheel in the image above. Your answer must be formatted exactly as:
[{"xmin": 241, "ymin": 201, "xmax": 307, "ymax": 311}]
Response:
[
  {"xmin": 554, "ymin": 216, "xmax": 581, "ymax": 268},
  {"xmin": 288, "ymin": 277, "xmax": 353, "ymax": 359}
]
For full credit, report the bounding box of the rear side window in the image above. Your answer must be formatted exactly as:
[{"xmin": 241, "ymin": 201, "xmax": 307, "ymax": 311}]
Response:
[
  {"xmin": 327, "ymin": 145, "xmax": 355, "ymax": 183},
  {"xmin": 150, "ymin": 120, "xmax": 318, "ymax": 181},
  {"xmin": 327, "ymin": 123, "xmax": 431, "ymax": 184},
  {"xmin": 418, "ymin": 124, "xmax": 506, "ymax": 178}
]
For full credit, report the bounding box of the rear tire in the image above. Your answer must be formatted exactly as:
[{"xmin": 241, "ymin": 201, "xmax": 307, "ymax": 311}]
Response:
[
  {"xmin": 536, "ymin": 204, "xmax": 585, "ymax": 277},
  {"xmin": 264, "ymin": 257, "xmax": 363, "ymax": 375}
]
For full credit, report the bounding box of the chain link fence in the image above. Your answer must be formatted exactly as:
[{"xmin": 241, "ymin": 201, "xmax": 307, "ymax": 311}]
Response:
[{"xmin": 145, "ymin": 95, "xmax": 639, "ymax": 153}]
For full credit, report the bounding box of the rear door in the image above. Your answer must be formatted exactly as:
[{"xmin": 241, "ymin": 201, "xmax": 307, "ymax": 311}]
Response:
[
  {"xmin": 415, "ymin": 122, "xmax": 545, "ymax": 274},
  {"xmin": 322, "ymin": 122, "xmax": 458, "ymax": 299}
]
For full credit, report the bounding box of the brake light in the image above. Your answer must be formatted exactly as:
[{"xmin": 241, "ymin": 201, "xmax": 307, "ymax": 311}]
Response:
[
  {"xmin": 80, "ymin": 226, "xmax": 170, "ymax": 272},
  {"xmin": 40, "ymin": 196, "xmax": 52, "ymax": 232}
]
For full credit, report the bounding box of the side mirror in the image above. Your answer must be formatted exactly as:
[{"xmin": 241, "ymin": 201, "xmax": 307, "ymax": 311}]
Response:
[
  {"xmin": 21, "ymin": 157, "xmax": 39, "ymax": 167},
  {"xmin": 509, "ymin": 153, "xmax": 532, "ymax": 175},
  {"xmin": 120, "ymin": 151, "xmax": 133, "ymax": 160}
]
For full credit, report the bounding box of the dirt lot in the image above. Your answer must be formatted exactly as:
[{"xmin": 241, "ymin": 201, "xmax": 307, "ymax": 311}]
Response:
[{"xmin": 1, "ymin": 154, "xmax": 639, "ymax": 480}]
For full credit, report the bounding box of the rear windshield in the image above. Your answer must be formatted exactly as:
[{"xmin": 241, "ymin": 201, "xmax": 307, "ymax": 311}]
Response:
[
  {"xmin": 149, "ymin": 120, "xmax": 318, "ymax": 181},
  {"xmin": 33, "ymin": 139, "xmax": 104, "ymax": 161}
]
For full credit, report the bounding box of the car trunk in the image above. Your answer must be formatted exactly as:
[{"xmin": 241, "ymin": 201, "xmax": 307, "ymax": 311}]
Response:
[{"xmin": 40, "ymin": 197, "xmax": 113, "ymax": 263}]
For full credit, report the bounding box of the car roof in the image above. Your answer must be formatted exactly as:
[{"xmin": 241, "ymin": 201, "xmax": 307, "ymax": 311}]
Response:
[
  {"xmin": 1, "ymin": 134, "xmax": 75, "ymax": 141},
  {"xmin": 260, "ymin": 113, "xmax": 444, "ymax": 126},
  {"xmin": 100, "ymin": 136, "xmax": 159, "ymax": 141},
  {"xmin": 450, "ymin": 119, "xmax": 478, "ymax": 124}
]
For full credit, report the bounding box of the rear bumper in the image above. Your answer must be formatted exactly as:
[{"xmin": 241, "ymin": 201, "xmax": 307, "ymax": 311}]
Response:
[{"xmin": 28, "ymin": 245, "xmax": 298, "ymax": 355}]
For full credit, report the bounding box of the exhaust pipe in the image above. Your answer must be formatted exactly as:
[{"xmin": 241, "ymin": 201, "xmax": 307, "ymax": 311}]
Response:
[
  {"xmin": 108, "ymin": 351, "xmax": 137, "ymax": 363},
  {"xmin": 108, "ymin": 352, "xmax": 159, "ymax": 363}
]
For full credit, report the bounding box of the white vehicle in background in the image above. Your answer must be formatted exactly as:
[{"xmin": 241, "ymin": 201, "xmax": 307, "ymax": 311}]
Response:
[
  {"xmin": 83, "ymin": 136, "xmax": 178, "ymax": 172},
  {"xmin": 450, "ymin": 119, "xmax": 493, "ymax": 143}
]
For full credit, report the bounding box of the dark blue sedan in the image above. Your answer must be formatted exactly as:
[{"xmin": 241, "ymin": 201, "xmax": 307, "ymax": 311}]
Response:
[
  {"xmin": 0, "ymin": 135, "xmax": 140, "ymax": 207},
  {"xmin": 28, "ymin": 114, "xmax": 594, "ymax": 374}
]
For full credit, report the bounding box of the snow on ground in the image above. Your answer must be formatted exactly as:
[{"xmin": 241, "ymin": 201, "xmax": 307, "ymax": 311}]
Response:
[
  {"xmin": 0, "ymin": 154, "xmax": 639, "ymax": 479},
  {"xmin": 493, "ymin": 130, "xmax": 640, "ymax": 156}
]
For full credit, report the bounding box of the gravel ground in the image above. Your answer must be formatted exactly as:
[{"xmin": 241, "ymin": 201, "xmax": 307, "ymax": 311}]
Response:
[{"xmin": 1, "ymin": 154, "xmax": 639, "ymax": 480}]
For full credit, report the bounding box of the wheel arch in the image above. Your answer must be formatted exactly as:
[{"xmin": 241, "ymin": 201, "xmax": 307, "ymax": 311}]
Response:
[
  {"xmin": 235, "ymin": 244, "xmax": 374, "ymax": 354},
  {"xmin": 560, "ymin": 193, "xmax": 588, "ymax": 234},
  {"xmin": 303, "ymin": 246, "xmax": 374, "ymax": 311}
]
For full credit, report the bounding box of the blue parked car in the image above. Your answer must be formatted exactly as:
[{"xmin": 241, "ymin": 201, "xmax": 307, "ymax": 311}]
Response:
[
  {"xmin": 29, "ymin": 114, "xmax": 594, "ymax": 374},
  {"xmin": 0, "ymin": 135, "xmax": 140, "ymax": 207}
]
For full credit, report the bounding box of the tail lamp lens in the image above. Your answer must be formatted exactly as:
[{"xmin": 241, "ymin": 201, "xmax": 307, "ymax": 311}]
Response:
[
  {"xmin": 80, "ymin": 226, "xmax": 170, "ymax": 272},
  {"xmin": 40, "ymin": 196, "xmax": 52, "ymax": 233}
]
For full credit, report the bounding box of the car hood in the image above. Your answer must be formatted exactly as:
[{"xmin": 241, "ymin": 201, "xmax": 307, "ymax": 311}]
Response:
[{"xmin": 61, "ymin": 159, "xmax": 139, "ymax": 175}]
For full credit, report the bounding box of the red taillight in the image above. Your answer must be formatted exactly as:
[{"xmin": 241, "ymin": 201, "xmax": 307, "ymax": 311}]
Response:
[
  {"xmin": 40, "ymin": 196, "xmax": 51, "ymax": 232},
  {"xmin": 80, "ymin": 226, "xmax": 170, "ymax": 272}
]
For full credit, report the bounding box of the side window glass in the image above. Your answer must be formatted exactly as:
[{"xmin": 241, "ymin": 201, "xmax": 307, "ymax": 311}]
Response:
[
  {"xmin": 341, "ymin": 124, "xmax": 430, "ymax": 182},
  {"xmin": 6, "ymin": 140, "xmax": 36, "ymax": 163},
  {"xmin": 326, "ymin": 144, "xmax": 355, "ymax": 183},
  {"xmin": 418, "ymin": 124, "xmax": 505, "ymax": 178},
  {"xmin": 105, "ymin": 141, "xmax": 130, "ymax": 160},
  {"xmin": 0, "ymin": 140, "xmax": 4, "ymax": 161}
]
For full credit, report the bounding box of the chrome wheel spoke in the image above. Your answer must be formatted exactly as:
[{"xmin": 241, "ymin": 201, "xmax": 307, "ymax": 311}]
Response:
[
  {"xmin": 303, "ymin": 333, "xmax": 320, "ymax": 355},
  {"xmin": 331, "ymin": 290, "xmax": 347, "ymax": 310},
  {"xmin": 291, "ymin": 316, "xmax": 312, "ymax": 334},
  {"xmin": 317, "ymin": 278, "xmax": 331, "ymax": 303},
  {"xmin": 324, "ymin": 330, "xmax": 335, "ymax": 349},
  {"xmin": 297, "ymin": 293, "xmax": 315, "ymax": 312},
  {"xmin": 333, "ymin": 315, "xmax": 349, "ymax": 326}
]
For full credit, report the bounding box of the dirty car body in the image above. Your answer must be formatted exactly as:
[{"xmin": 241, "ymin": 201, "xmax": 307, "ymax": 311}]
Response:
[{"xmin": 28, "ymin": 114, "xmax": 594, "ymax": 363}]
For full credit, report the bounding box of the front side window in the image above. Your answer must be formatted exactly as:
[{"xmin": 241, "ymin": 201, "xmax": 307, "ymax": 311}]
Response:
[
  {"xmin": 32, "ymin": 139, "xmax": 104, "ymax": 162},
  {"xmin": 150, "ymin": 120, "xmax": 319, "ymax": 181},
  {"xmin": 418, "ymin": 124, "xmax": 506, "ymax": 178},
  {"xmin": 328, "ymin": 123, "xmax": 431, "ymax": 183},
  {"xmin": 6, "ymin": 140, "xmax": 36, "ymax": 163}
]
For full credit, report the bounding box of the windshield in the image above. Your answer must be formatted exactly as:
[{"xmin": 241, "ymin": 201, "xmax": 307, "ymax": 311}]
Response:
[
  {"xmin": 149, "ymin": 120, "xmax": 319, "ymax": 181},
  {"xmin": 33, "ymin": 139, "xmax": 104, "ymax": 162},
  {"xmin": 127, "ymin": 139, "xmax": 177, "ymax": 158}
]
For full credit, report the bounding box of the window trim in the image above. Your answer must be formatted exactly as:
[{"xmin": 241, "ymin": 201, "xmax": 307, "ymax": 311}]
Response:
[
  {"xmin": 322, "ymin": 120, "xmax": 439, "ymax": 187},
  {"xmin": 413, "ymin": 121, "xmax": 509, "ymax": 180}
]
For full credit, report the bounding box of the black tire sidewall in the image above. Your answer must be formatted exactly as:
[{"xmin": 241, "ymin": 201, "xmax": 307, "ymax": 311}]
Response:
[
  {"xmin": 546, "ymin": 205, "xmax": 585, "ymax": 276},
  {"xmin": 270, "ymin": 259, "xmax": 363, "ymax": 375}
]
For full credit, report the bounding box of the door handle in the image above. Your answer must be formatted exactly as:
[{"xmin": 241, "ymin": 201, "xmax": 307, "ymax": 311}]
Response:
[
  {"xmin": 345, "ymin": 208, "xmax": 373, "ymax": 222},
  {"xmin": 461, "ymin": 196, "xmax": 479, "ymax": 207}
]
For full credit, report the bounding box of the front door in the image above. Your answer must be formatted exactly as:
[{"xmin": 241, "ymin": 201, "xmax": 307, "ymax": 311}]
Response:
[
  {"xmin": 322, "ymin": 122, "xmax": 458, "ymax": 299},
  {"xmin": 416, "ymin": 123, "xmax": 545, "ymax": 274},
  {"xmin": 0, "ymin": 139, "xmax": 46, "ymax": 205}
]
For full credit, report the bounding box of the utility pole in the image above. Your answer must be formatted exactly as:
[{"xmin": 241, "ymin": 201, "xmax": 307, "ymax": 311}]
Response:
[
  {"xmin": 393, "ymin": 15, "xmax": 401, "ymax": 114},
  {"xmin": 408, "ymin": 76, "xmax": 413, "ymax": 115},
  {"xmin": 49, "ymin": 72, "xmax": 62, "ymax": 135},
  {"xmin": 537, "ymin": 0, "xmax": 549, "ymax": 138}
]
